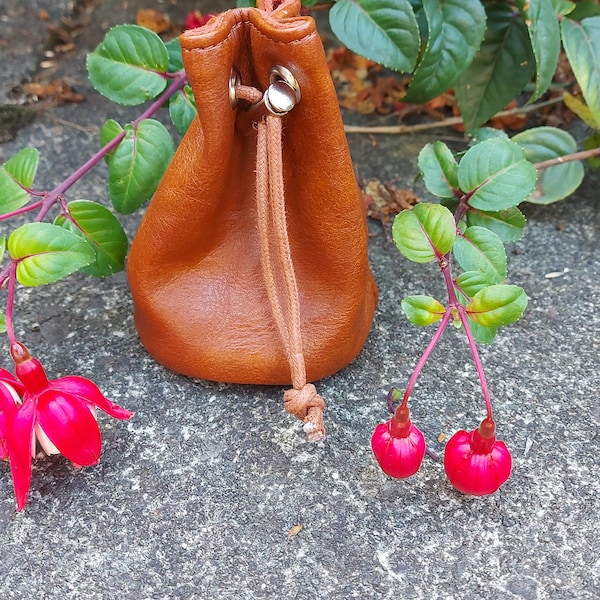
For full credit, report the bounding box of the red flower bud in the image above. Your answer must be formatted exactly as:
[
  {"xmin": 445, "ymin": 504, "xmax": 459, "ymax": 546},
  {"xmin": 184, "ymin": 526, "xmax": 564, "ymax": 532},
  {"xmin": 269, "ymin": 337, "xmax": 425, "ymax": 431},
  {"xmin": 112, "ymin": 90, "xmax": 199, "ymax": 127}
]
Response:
[
  {"xmin": 444, "ymin": 418, "xmax": 512, "ymax": 496},
  {"xmin": 371, "ymin": 406, "xmax": 426, "ymax": 479}
]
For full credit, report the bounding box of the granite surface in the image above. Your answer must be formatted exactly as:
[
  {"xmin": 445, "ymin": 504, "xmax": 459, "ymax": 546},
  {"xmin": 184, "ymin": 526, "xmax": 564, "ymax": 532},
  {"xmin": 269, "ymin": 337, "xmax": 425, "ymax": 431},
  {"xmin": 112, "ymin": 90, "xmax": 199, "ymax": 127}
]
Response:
[{"xmin": 0, "ymin": 1, "xmax": 598, "ymax": 598}]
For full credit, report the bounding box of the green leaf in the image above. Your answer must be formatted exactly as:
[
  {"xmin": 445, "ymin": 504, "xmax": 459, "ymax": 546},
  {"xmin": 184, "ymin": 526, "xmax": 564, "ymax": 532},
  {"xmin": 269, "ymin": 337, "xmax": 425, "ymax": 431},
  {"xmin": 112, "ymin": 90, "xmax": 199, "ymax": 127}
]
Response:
[
  {"xmin": 524, "ymin": 0, "xmax": 561, "ymax": 101},
  {"xmin": 582, "ymin": 133, "xmax": 600, "ymax": 168},
  {"xmin": 457, "ymin": 138, "xmax": 538, "ymax": 210},
  {"xmin": 86, "ymin": 25, "xmax": 169, "ymax": 105},
  {"xmin": 466, "ymin": 284, "xmax": 528, "ymax": 327},
  {"xmin": 0, "ymin": 148, "xmax": 39, "ymax": 214},
  {"xmin": 455, "ymin": 4, "xmax": 536, "ymax": 131},
  {"xmin": 0, "ymin": 235, "xmax": 6, "ymax": 263},
  {"xmin": 169, "ymin": 85, "xmax": 197, "ymax": 134},
  {"xmin": 456, "ymin": 270, "xmax": 495, "ymax": 299},
  {"xmin": 466, "ymin": 206, "xmax": 526, "ymax": 242},
  {"xmin": 100, "ymin": 119, "xmax": 125, "ymax": 164},
  {"xmin": 563, "ymin": 91, "xmax": 600, "ymax": 129},
  {"xmin": 8, "ymin": 223, "xmax": 95, "ymax": 286},
  {"xmin": 329, "ymin": 0, "xmax": 420, "ymax": 72},
  {"xmin": 165, "ymin": 38, "xmax": 184, "ymax": 72},
  {"xmin": 468, "ymin": 320, "xmax": 498, "ymax": 344},
  {"xmin": 469, "ymin": 127, "xmax": 509, "ymax": 145},
  {"xmin": 392, "ymin": 203, "xmax": 456, "ymax": 263},
  {"xmin": 401, "ymin": 295, "xmax": 446, "ymax": 326},
  {"xmin": 561, "ymin": 17, "xmax": 600, "ymax": 127},
  {"xmin": 0, "ymin": 312, "xmax": 5, "ymax": 335},
  {"xmin": 512, "ymin": 126, "xmax": 584, "ymax": 204},
  {"xmin": 418, "ymin": 142, "xmax": 459, "ymax": 198},
  {"xmin": 404, "ymin": 0, "xmax": 486, "ymax": 102},
  {"xmin": 550, "ymin": 0, "xmax": 575, "ymax": 16},
  {"xmin": 107, "ymin": 118, "xmax": 174, "ymax": 214},
  {"xmin": 453, "ymin": 226, "xmax": 507, "ymax": 283},
  {"xmin": 568, "ymin": 2, "xmax": 600, "ymax": 20},
  {"xmin": 55, "ymin": 200, "xmax": 128, "ymax": 277}
]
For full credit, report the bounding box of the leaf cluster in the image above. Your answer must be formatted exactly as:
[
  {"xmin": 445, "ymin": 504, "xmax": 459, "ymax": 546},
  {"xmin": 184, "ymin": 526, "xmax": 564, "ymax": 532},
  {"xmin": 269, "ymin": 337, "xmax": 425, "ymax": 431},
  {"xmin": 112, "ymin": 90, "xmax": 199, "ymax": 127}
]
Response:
[
  {"xmin": 323, "ymin": 0, "xmax": 600, "ymax": 133},
  {"xmin": 392, "ymin": 128, "xmax": 581, "ymax": 343},
  {"xmin": 0, "ymin": 25, "xmax": 192, "ymax": 293}
]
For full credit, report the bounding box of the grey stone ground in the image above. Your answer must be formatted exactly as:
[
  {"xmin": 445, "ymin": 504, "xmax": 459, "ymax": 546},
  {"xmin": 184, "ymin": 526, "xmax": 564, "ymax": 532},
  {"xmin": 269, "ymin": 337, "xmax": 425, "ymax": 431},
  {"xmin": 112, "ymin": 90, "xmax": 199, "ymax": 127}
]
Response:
[{"xmin": 0, "ymin": 1, "xmax": 599, "ymax": 598}]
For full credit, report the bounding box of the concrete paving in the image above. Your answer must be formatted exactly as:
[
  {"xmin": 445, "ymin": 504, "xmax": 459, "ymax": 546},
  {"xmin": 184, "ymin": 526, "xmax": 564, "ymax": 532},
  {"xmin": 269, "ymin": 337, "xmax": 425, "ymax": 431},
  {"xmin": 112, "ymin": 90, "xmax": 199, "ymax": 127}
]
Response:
[{"xmin": 0, "ymin": 1, "xmax": 598, "ymax": 598}]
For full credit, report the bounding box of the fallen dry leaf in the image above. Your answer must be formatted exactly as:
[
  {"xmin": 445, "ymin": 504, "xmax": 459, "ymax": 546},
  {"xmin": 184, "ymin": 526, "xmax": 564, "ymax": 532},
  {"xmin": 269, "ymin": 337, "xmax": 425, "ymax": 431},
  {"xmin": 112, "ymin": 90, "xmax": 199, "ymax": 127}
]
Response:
[
  {"xmin": 363, "ymin": 179, "xmax": 420, "ymax": 243},
  {"xmin": 136, "ymin": 9, "xmax": 171, "ymax": 34},
  {"xmin": 21, "ymin": 80, "xmax": 84, "ymax": 104},
  {"xmin": 287, "ymin": 524, "xmax": 303, "ymax": 541}
]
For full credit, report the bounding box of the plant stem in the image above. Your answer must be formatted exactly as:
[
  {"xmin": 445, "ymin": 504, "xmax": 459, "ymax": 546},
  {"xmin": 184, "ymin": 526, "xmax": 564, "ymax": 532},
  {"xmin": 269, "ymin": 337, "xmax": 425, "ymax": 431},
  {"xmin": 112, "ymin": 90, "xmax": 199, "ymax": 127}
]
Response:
[
  {"xmin": 4, "ymin": 261, "xmax": 18, "ymax": 346},
  {"xmin": 534, "ymin": 146, "xmax": 600, "ymax": 170},
  {"xmin": 456, "ymin": 305, "xmax": 493, "ymax": 420},
  {"xmin": 401, "ymin": 309, "xmax": 453, "ymax": 408},
  {"xmin": 1, "ymin": 71, "xmax": 189, "ymax": 342},
  {"xmin": 35, "ymin": 71, "xmax": 188, "ymax": 222},
  {"xmin": 344, "ymin": 97, "xmax": 563, "ymax": 135},
  {"xmin": 0, "ymin": 200, "xmax": 44, "ymax": 222}
]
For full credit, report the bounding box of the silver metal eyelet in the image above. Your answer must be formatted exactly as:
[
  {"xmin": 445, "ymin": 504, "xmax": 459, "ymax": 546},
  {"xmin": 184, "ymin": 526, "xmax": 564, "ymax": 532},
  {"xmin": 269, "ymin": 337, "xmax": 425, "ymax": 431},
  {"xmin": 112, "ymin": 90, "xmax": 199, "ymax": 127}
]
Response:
[
  {"xmin": 264, "ymin": 65, "xmax": 301, "ymax": 116},
  {"xmin": 269, "ymin": 65, "xmax": 301, "ymax": 104},
  {"xmin": 229, "ymin": 65, "xmax": 242, "ymax": 109}
]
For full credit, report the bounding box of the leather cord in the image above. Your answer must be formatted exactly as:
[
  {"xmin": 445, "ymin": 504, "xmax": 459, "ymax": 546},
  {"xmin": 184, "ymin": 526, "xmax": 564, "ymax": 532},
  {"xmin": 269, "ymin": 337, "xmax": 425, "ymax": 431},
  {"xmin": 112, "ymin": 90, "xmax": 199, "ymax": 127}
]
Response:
[
  {"xmin": 256, "ymin": 116, "xmax": 326, "ymax": 442},
  {"xmin": 235, "ymin": 79, "xmax": 326, "ymax": 442}
]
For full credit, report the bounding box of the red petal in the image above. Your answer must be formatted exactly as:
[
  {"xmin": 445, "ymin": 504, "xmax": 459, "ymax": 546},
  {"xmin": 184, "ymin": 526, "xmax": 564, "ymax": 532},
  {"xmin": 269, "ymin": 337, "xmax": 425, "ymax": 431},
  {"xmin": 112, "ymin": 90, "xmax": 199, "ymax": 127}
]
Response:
[
  {"xmin": 36, "ymin": 390, "xmax": 102, "ymax": 467},
  {"xmin": 0, "ymin": 368, "xmax": 25, "ymax": 396},
  {"xmin": 7, "ymin": 396, "xmax": 36, "ymax": 511},
  {"xmin": 51, "ymin": 376, "xmax": 134, "ymax": 420},
  {"xmin": 0, "ymin": 382, "xmax": 19, "ymax": 460}
]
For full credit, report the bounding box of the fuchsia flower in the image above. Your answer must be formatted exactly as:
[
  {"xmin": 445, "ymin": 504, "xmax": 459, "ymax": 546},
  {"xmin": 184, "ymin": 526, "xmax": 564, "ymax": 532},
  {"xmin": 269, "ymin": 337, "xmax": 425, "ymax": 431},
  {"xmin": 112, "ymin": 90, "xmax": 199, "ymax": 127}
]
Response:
[
  {"xmin": 444, "ymin": 418, "xmax": 512, "ymax": 496},
  {"xmin": 183, "ymin": 10, "xmax": 214, "ymax": 30},
  {"xmin": 371, "ymin": 406, "xmax": 426, "ymax": 479},
  {"xmin": 0, "ymin": 342, "xmax": 133, "ymax": 511}
]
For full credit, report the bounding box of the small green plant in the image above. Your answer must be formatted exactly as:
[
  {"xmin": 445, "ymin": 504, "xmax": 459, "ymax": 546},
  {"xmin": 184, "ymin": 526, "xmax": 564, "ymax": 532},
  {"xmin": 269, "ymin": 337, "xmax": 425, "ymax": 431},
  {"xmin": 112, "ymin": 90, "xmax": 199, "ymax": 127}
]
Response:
[{"xmin": 321, "ymin": 0, "xmax": 600, "ymax": 139}]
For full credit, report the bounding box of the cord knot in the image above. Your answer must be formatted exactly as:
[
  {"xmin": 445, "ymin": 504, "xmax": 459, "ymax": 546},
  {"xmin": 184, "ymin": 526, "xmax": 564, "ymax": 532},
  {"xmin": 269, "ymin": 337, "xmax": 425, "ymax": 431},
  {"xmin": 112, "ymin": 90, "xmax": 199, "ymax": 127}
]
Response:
[{"xmin": 283, "ymin": 383, "xmax": 326, "ymax": 442}]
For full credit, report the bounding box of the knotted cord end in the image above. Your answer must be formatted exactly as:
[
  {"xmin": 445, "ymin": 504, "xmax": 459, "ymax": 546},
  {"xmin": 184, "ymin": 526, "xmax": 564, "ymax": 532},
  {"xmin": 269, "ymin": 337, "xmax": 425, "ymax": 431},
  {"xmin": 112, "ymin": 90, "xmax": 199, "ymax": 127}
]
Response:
[{"xmin": 283, "ymin": 383, "xmax": 326, "ymax": 442}]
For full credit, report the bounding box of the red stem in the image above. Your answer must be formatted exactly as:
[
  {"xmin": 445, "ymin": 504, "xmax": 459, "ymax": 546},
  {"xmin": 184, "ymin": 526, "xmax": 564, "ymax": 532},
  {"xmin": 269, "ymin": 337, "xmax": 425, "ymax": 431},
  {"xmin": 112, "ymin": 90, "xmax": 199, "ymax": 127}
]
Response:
[
  {"xmin": 456, "ymin": 304, "xmax": 493, "ymax": 420},
  {"xmin": 401, "ymin": 308, "xmax": 453, "ymax": 408},
  {"xmin": 4, "ymin": 261, "xmax": 18, "ymax": 346}
]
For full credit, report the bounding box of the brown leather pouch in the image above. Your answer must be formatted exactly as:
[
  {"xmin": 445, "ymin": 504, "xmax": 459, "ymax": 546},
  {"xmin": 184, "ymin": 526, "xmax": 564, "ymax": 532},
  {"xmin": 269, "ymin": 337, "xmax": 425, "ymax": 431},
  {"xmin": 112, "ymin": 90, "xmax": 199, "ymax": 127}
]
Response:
[{"xmin": 127, "ymin": 0, "xmax": 377, "ymax": 440}]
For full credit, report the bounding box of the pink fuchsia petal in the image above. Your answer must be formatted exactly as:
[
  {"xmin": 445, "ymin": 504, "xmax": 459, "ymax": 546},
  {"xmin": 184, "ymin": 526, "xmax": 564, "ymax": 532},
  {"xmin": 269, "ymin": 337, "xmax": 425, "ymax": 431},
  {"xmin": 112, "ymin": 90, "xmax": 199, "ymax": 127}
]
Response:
[
  {"xmin": 36, "ymin": 389, "xmax": 102, "ymax": 467},
  {"xmin": 0, "ymin": 368, "xmax": 25, "ymax": 396},
  {"xmin": 0, "ymin": 382, "xmax": 20, "ymax": 460},
  {"xmin": 7, "ymin": 396, "xmax": 36, "ymax": 511},
  {"xmin": 371, "ymin": 420, "xmax": 426, "ymax": 479},
  {"xmin": 444, "ymin": 428, "xmax": 512, "ymax": 496},
  {"xmin": 51, "ymin": 376, "xmax": 134, "ymax": 420}
]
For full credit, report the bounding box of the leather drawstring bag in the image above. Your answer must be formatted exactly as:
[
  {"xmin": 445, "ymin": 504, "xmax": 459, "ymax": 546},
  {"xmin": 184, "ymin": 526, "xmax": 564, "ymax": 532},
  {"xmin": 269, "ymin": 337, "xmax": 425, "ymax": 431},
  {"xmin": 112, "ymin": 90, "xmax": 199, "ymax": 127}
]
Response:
[{"xmin": 127, "ymin": 0, "xmax": 377, "ymax": 441}]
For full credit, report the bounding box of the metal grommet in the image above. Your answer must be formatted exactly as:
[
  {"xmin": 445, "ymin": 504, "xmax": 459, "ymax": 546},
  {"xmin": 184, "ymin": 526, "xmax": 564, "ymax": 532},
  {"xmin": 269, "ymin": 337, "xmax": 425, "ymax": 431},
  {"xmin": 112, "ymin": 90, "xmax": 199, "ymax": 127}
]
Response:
[
  {"xmin": 269, "ymin": 65, "xmax": 301, "ymax": 104},
  {"xmin": 264, "ymin": 81, "xmax": 297, "ymax": 115},
  {"xmin": 263, "ymin": 65, "xmax": 301, "ymax": 116},
  {"xmin": 229, "ymin": 65, "xmax": 241, "ymax": 109}
]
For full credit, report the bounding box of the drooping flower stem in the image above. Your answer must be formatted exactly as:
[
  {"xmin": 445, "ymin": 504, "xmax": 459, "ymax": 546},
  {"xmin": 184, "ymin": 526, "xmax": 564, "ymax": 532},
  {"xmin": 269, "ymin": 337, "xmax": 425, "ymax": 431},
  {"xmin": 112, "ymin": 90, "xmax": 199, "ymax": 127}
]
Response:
[
  {"xmin": 4, "ymin": 261, "xmax": 19, "ymax": 347},
  {"xmin": 456, "ymin": 304, "xmax": 493, "ymax": 420},
  {"xmin": 400, "ymin": 308, "xmax": 453, "ymax": 408}
]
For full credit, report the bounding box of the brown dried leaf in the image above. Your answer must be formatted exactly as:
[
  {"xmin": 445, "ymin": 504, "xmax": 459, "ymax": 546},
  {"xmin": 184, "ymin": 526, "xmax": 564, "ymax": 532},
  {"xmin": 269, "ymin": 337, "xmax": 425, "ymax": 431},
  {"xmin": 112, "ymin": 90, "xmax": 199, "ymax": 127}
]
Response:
[
  {"xmin": 136, "ymin": 9, "xmax": 171, "ymax": 34},
  {"xmin": 21, "ymin": 80, "xmax": 84, "ymax": 104},
  {"xmin": 363, "ymin": 179, "xmax": 420, "ymax": 242}
]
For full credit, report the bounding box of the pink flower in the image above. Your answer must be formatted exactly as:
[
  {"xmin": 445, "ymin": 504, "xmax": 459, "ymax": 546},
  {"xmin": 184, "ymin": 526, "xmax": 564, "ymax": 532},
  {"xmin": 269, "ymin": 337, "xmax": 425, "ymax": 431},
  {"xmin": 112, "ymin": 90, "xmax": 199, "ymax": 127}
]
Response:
[
  {"xmin": 183, "ymin": 10, "xmax": 213, "ymax": 30},
  {"xmin": 444, "ymin": 418, "xmax": 512, "ymax": 496},
  {"xmin": 2, "ymin": 342, "xmax": 134, "ymax": 511},
  {"xmin": 371, "ymin": 406, "xmax": 426, "ymax": 478}
]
